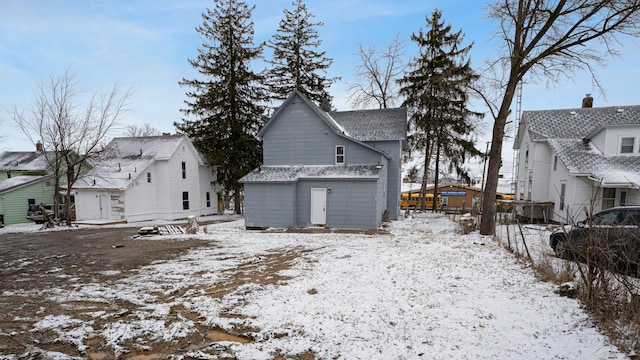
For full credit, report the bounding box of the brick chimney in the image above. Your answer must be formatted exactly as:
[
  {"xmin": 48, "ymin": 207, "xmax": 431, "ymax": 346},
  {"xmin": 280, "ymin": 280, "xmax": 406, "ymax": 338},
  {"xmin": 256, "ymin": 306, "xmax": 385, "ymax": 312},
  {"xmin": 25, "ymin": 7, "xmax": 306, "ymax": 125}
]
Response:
[
  {"xmin": 582, "ymin": 93, "xmax": 593, "ymax": 108},
  {"xmin": 36, "ymin": 140, "xmax": 43, "ymax": 152}
]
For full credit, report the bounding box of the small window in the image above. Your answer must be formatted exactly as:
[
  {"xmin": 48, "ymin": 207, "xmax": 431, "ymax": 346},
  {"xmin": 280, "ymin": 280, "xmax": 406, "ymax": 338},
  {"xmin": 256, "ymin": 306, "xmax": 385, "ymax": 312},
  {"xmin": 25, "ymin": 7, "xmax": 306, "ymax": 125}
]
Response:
[
  {"xmin": 181, "ymin": 162, "xmax": 187, "ymax": 179},
  {"xmin": 524, "ymin": 146, "xmax": 529, "ymax": 169},
  {"xmin": 182, "ymin": 191, "xmax": 189, "ymax": 210},
  {"xmin": 147, "ymin": 172, "xmax": 152, "ymax": 183},
  {"xmin": 602, "ymin": 188, "xmax": 616, "ymax": 210},
  {"xmin": 621, "ymin": 137, "xmax": 635, "ymax": 154},
  {"xmin": 559, "ymin": 182, "xmax": 566, "ymax": 211},
  {"xmin": 6, "ymin": 171, "xmax": 11, "ymax": 179},
  {"xmin": 620, "ymin": 190, "xmax": 628, "ymax": 207},
  {"xmin": 335, "ymin": 145, "xmax": 345, "ymax": 165},
  {"xmin": 553, "ymin": 155, "xmax": 558, "ymax": 171},
  {"xmin": 206, "ymin": 192, "xmax": 211, "ymax": 207},
  {"xmin": 527, "ymin": 172, "xmax": 533, "ymax": 201}
]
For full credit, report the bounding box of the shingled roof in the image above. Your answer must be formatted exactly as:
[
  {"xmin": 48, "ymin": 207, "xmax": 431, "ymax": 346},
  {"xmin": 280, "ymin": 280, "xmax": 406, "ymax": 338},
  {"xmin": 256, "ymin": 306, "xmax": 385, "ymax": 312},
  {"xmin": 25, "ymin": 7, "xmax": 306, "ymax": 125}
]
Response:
[
  {"xmin": 259, "ymin": 91, "xmax": 407, "ymax": 144},
  {"xmin": 240, "ymin": 165, "xmax": 381, "ymax": 183},
  {"xmin": 516, "ymin": 105, "xmax": 640, "ymax": 146},
  {"xmin": 74, "ymin": 135, "xmax": 196, "ymax": 190},
  {"xmin": 517, "ymin": 105, "xmax": 640, "ymax": 187},
  {"xmin": 330, "ymin": 108, "xmax": 407, "ymax": 142},
  {"xmin": 0, "ymin": 151, "xmax": 51, "ymax": 172},
  {"xmin": 0, "ymin": 175, "xmax": 52, "ymax": 194}
]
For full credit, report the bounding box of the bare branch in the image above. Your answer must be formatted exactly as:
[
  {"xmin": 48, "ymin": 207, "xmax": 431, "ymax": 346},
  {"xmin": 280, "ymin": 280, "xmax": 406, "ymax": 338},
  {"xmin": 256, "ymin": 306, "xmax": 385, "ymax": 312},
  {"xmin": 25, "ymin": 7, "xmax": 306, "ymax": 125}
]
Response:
[
  {"xmin": 478, "ymin": 0, "xmax": 640, "ymax": 235},
  {"xmin": 123, "ymin": 123, "xmax": 162, "ymax": 137},
  {"xmin": 8, "ymin": 68, "xmax": 132, "ymax": 226},
  {"xmin": 347, "ymin": 32, "xmax": 407, "ymax": 109}
]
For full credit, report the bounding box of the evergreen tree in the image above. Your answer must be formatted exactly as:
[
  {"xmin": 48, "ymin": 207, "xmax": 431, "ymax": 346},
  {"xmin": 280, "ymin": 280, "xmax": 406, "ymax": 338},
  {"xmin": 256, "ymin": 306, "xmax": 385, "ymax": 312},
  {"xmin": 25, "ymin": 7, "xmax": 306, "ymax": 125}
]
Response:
[
  {"xmin": 266, "ymin": 0, "xmax": 336, "ymax": 104},
  {"xmin": 399, "ymin": 9, "xmax": 483, "ymax": 211},
  {"xmin": 175, "ymin": 0, "xmax": 267, "ymax": 214}
]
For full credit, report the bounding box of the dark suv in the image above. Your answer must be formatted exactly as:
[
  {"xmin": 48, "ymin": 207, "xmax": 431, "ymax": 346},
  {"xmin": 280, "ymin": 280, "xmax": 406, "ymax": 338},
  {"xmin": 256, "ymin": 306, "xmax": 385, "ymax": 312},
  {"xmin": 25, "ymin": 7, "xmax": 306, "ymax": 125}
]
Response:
[{"xmin": 549, "ymin": 206, "xmax": 640, "ymax": 275}]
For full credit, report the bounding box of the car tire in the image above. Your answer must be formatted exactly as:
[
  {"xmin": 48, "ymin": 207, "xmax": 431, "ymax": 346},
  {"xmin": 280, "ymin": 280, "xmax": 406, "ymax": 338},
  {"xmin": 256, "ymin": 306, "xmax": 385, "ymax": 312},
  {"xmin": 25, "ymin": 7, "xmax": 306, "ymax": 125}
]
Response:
[{"xmin": 554, "ymin": 238, "xmax": 568, "ymax": 259}]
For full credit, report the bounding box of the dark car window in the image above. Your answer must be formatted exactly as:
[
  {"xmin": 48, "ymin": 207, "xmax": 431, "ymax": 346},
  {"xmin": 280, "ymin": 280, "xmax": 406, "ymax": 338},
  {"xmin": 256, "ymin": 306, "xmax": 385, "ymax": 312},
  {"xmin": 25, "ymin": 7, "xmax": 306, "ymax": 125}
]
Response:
[
  {"xmin": 593, "ymin": 210, "xmax": 621, "ymax": 225},
  {"xmin": 624, "ymin": 210, "xmax": 640, "ymax": 225}
]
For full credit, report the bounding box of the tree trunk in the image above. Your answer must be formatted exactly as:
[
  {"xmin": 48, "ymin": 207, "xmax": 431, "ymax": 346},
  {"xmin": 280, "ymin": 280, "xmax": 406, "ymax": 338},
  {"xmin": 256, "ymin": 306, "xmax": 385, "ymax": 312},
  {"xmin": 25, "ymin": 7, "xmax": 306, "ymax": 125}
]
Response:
[
  {"xmin": 432, "ymin": 129, "xmax": 442, "ymax": 213},
  {"xmin": 65, "ymin": 167, "xmax": 74, "ymax": 226},
  {"xmin": 479, "ymin": 80, "xmax": 518, "ymax": 235},
  {"xmin": 234, "ymin": 189, "xmax": 242, "ymax": 215},
  {"xmin": 419, "ymin": 137, "xmax": 433, "ymax": 211}
]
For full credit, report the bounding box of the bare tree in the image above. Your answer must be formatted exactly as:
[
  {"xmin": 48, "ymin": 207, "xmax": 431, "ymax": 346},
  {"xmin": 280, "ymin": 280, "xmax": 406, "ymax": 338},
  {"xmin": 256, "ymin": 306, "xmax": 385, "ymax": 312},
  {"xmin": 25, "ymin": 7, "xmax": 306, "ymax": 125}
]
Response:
[
  {"xmin": 347, "ymin": 33, "xmax": 407, "ymax": 109},
  {"xmin": 124, "ymin": 123, "xmax": 161, "ymax": 137},
  {"xmin": 0, "ymin": 120, "xmax": 5, "ymax": 150},
  {"xmin": 10, "ymin": 69, "xmax": 131, "ymax": 226},
  {"xmin": 478, "ymin": 0, "xmax": 640, "ymax": 235}
]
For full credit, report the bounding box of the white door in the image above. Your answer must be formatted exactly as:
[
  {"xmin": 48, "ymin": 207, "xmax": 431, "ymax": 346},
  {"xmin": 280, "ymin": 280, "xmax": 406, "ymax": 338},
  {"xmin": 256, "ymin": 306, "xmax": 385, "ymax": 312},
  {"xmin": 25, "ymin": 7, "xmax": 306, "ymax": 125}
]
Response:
[
  {"xmin": 310, "ymin": 188, "xmax": 327, "ymax": 226},
  {"xmin": 99, "ymin": 195, "xmax": 108, "ymax": 219}
]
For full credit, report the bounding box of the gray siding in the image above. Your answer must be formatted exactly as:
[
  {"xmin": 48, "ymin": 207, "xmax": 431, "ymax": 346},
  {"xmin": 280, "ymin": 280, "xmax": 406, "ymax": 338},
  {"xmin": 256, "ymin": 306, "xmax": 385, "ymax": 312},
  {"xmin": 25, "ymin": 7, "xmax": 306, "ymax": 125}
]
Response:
[
  {"xmin": 363, "ymin": 140, "xmax": 401, "ymax": 220},
  {"xmin": 296, "ymin": 179, "xmax": 380, "ymax": 230},
  {"xmin": 262, "ymin": 100, "xmax": 383, "ymax": 166},
  {"xmin": 376, "ymin": 159, "xmax": 388, "ymax": 223},
  {"xmin": 243, "ymin": 92, "xmax": 404, "ymax": 231},
  {"xmin": 244, "ymin": 183, "xmax": 295, "ymax": 228}
]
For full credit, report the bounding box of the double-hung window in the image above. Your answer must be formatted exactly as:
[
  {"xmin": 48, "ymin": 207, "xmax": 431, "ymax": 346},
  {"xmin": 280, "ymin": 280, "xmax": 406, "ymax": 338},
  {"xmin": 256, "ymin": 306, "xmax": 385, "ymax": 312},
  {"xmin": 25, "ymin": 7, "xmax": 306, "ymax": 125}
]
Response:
[
  {"xmin": 335, "ymin": 145, "xmax": 345, "ymax": 165},
  {"xmin": 182, "ymin": 192, "xmax": 189, "ymax": 210},
  {"xmin": 621, "ymin": 137, "xmax": 635, "ymax": 154}
]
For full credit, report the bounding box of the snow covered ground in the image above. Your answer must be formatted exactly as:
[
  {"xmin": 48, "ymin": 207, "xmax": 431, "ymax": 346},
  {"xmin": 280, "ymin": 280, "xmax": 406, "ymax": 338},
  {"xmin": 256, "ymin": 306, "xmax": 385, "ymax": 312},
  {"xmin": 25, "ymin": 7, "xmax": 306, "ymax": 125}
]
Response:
[{"xmin": 1, "ymin": 213, "xmax": 626, "ymax": 359}]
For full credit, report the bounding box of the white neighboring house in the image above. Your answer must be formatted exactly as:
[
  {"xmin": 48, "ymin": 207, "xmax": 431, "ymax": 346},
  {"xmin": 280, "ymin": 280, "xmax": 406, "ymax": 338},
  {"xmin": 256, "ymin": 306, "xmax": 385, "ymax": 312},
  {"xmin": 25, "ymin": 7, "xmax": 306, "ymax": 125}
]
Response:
[
  {"xmin": 73, "ymin": 135, "xmax": 221, "ymax": 223},
  {"xmin": 514, "ymin": 97, "xmax": 640, "ymax": 223}
]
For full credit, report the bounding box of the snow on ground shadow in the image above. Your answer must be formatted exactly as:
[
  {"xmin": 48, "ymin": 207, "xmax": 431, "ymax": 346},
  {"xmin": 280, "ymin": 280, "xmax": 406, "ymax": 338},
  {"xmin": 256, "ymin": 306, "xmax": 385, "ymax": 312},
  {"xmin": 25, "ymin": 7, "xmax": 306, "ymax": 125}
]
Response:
[{"xmin": 0, "ymin": 213, "xmax": 625, "ymax": 359}]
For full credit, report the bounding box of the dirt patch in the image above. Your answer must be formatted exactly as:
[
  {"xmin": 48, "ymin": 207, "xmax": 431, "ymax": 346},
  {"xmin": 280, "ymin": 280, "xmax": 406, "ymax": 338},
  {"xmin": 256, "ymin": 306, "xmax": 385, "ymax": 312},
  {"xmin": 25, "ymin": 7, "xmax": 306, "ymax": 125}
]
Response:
[{"xmin": 0, "ymin": 226, "xmax": 314, "ymax": 359}]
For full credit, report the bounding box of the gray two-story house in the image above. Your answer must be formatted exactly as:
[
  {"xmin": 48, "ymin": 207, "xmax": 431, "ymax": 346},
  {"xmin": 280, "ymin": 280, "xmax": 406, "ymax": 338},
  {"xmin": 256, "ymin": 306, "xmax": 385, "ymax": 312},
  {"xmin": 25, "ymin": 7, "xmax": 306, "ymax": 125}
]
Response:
[{"xmin": 240, "ymin": 90, "xmax": 407, "ymax": 230}]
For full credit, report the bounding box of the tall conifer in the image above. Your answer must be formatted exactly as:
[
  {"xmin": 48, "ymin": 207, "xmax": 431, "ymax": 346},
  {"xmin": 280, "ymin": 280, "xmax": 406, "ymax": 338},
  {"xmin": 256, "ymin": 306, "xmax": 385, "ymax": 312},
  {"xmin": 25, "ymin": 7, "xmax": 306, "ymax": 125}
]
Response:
[
  {"xmin": 174, "ymin": 0, "xmax": 267, "ymax": 214},
  {"xmin": 399, "ymin": 9, "xmax": 483, "ymax": 210},
  {"xmin": 266, "ymin": 0, "xmax": 336, "ymax": 104}
]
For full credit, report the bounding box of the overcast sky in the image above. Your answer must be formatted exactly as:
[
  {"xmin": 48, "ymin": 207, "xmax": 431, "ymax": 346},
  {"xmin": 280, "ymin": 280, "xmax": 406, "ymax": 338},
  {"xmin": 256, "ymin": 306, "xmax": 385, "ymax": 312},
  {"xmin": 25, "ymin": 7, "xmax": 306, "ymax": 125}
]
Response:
[{"xmin": 2, "ymin": 0, "xmax": 639, "ymax": 170}]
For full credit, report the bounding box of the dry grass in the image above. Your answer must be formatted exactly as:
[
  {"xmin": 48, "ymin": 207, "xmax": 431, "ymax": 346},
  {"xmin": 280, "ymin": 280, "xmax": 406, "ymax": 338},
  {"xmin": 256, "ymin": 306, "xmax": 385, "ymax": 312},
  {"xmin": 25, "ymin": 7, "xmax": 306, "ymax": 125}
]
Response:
[{"xmin": 498, "ymin": 229, "xmax": 640, "ymax": 357}]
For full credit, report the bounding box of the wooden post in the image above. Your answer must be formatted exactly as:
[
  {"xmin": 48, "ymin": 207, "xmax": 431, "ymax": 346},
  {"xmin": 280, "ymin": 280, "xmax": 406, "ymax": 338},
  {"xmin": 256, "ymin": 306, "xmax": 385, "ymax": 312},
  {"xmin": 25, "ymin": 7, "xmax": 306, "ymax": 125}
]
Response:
[{"xmin": 186, "ymin": 216, "xmax": 199, "ymax": 234}]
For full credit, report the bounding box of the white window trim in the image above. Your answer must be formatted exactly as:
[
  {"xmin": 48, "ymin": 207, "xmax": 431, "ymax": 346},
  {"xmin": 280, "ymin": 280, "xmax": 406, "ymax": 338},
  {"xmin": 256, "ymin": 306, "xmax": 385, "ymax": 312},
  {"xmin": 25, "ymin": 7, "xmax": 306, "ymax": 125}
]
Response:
[
  {"xmin": 619, "ymin": 136, "xmax": 635, "ymax": 154},
  {"xmin": 335, "ymin": 145, "xmax": 345, "ymax": 165}
]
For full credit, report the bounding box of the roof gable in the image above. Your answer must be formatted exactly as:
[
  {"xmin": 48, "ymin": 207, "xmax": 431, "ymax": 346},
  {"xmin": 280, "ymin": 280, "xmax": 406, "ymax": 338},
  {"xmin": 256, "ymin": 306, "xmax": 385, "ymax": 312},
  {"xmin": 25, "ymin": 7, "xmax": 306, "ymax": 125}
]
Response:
[
  {"xmin": 259, "ymin": 90, "xmax": 348, "ymax": 138},
  {"xmin": 259, "ymin": 90, "xmax": 407, "ymax": 143},
  {"xmin": 74, "ymin": 135, "xmax": 198, "ymax": 190}
]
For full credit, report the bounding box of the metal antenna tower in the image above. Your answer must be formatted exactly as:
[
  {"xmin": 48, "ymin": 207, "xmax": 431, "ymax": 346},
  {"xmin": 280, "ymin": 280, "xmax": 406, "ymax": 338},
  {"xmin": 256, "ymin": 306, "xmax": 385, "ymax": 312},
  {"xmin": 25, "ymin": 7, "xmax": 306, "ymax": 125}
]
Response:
[{"xmin": 511, "ymin": 81, "xmax": 523, "ymax": 195}]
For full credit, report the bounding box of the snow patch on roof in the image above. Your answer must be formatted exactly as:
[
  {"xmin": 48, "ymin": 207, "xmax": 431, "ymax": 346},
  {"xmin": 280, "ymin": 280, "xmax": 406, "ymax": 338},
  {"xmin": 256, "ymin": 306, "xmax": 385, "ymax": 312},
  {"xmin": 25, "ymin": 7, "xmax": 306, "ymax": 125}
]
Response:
[
  {"xmin": 0, "ymin": 151, "xmax": 51, "ymax": 172},
  {"xmin": 548, "ymin": 138, "xmax": 640, "ymax": 187},
  {"xmin": 0, "ymin": 175, "xmax": 50, "ymax": 193},
  {"xmin": 74, "ymin": 135, "xmax": 188, "ymax": 190},
  {"xmin": 240, "ymin": 165, "xmax": 381, "ymax": 183}
]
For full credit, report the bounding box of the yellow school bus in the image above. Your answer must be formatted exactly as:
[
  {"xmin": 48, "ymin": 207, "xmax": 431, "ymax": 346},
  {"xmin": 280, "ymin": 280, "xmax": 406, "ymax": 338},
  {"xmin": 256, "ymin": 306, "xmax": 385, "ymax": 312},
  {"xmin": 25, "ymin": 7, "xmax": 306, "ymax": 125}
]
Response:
[
  {"xmin": 400, "ymin": 193, "xmax": 441, "ymax": 209},
  {"xmin": 495, "ymin": 193, "xmax": 515, "ymax": 212}
]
